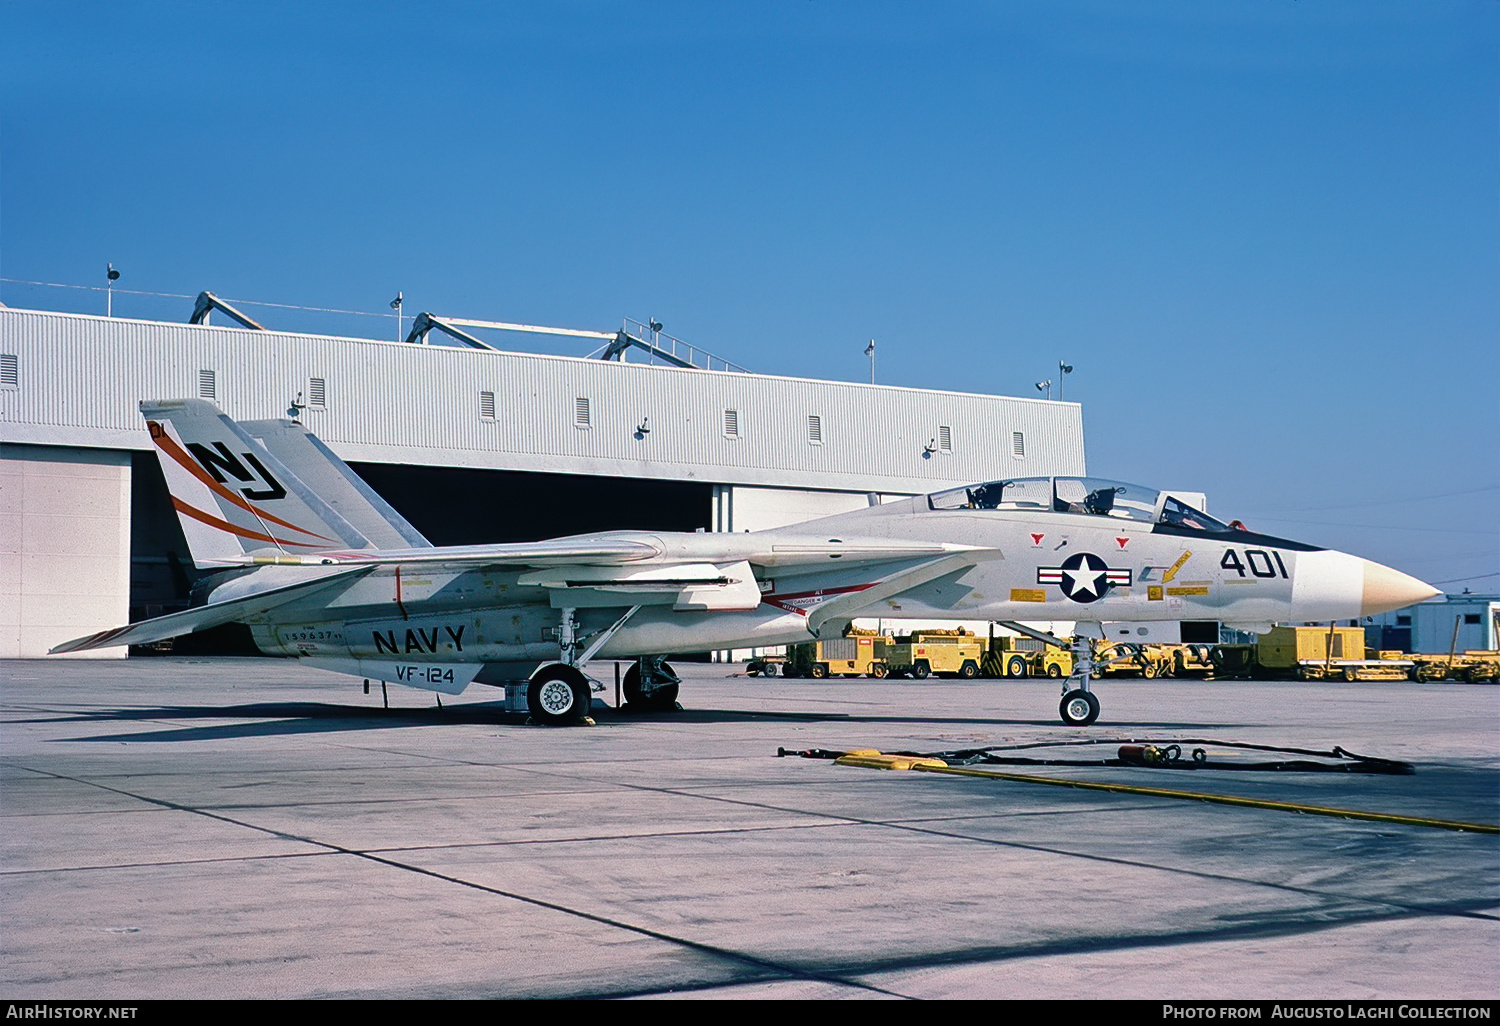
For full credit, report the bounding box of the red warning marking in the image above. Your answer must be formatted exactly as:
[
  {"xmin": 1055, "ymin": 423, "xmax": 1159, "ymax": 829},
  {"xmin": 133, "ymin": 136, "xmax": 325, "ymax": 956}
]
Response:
[
  {"xmin": 1030, "ymin": 533, "xmax": 1045, "ymax": 546},
  {"xmin": 1116, "ymin": 537, "xmax": 1129, "ymax": 549}
]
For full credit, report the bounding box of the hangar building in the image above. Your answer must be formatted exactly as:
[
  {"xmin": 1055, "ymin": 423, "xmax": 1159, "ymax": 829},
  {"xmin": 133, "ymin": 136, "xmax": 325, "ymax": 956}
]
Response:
[{"xmin": 0, "ymin": 304, "xmax": 1087, "ymax": 658}]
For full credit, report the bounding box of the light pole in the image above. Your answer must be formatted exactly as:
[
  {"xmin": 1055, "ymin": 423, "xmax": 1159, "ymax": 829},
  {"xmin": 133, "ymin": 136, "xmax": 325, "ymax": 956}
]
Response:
[
  {"xmin": 1035, "ymin": 379, "xmax": 1052, "ymax": 401},
  {"xmin": 390, "ymin": 292, "xmax": 403, "ymax": 341},
  {"xmin": 106, "ymin": 264, "xmax": 120, "ymax": 317},
  {"xmin": 1058, "ymin": 361, "xmax": 1073, "ymax": 401},
  {"xmin": 865, "ymin": 339, "xmax": 876, "ymax": 384}
]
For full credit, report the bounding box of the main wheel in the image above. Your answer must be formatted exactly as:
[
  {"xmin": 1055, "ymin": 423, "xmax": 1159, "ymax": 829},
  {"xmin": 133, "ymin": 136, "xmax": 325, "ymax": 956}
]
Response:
[
  {"xmin": 959, "ymin": 660, "xmax": 979, "ymax": 679},
  {"xmin": 528, "ymin": 666, "xmax": 592, "ymax": 726},
  {"xmin": 912, "ymin": 661, "xmax": 931, "ymax": 680},
  {"xmin": 623, "ymin": 660, "xmax": 680, "ymax": 711},
  {"xmin": 1006, "ymin": 655, "xmax": 1028, "ymax": 679},
  {"xmin": 1059, "ymin": 689, "xmax": 1101, "ymax": 726}
]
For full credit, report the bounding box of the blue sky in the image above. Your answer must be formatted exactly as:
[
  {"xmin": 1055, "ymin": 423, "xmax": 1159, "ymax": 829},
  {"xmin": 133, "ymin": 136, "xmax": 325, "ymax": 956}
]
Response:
[{"xmin": 2, "ymin": 1, "xmax": 1495, "ymax": 590}]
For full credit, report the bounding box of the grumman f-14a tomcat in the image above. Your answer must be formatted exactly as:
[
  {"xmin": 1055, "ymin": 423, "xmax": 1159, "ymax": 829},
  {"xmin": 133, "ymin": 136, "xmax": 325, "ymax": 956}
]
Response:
[{"xmin": 52, "ymin": 399, "xmax": 1439, "ymax": 726}]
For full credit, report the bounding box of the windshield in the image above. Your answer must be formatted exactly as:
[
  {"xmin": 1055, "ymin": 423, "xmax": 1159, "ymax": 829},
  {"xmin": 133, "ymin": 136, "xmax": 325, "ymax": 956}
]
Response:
[{"xmin": 1157, "ymin": 495, "xmax": 1233, "ymax": 533}]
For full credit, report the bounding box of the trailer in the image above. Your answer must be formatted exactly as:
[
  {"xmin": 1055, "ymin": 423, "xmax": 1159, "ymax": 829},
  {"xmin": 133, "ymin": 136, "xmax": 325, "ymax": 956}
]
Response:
[{"xmin": 785, "ymin": 631, "xmax": 893, "ymax": 678}]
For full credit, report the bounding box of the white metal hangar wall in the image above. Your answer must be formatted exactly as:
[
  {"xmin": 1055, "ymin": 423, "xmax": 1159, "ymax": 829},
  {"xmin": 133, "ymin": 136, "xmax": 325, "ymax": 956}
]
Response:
[{"xmin": 0, "ymin": 306, "xmax": 1088, "ymax": 657}]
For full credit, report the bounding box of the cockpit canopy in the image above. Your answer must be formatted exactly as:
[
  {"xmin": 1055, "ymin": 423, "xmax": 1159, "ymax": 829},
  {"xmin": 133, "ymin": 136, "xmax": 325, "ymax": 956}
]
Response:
[{"xmin": 928, "ymin": 476, "xmax": 1234, "ymax": 533}]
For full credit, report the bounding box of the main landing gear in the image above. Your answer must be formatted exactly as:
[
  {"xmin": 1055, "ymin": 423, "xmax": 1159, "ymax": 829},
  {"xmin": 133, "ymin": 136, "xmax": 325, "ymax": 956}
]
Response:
[
  {"xmin": 528, "ymin": 606, "xmax": 628, "ymax": 726},
  {"xmin": 525, "ymin": 606, "xmax": 681, "ymax": 725},
  {"xmin": 1058, "ymin": 625, "xmax": 1102, "ymax": 727},
  {"xmin": 622, "ymin": 656, "xmax": 681, "ymax": 712},
  {"xmin": 527, "ymin": 664, "xmax": 593, "ymax": 727}
]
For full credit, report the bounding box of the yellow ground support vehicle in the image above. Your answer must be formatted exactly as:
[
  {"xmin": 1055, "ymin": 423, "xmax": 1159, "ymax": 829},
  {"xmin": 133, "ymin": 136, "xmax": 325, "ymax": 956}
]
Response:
[
  {"xmin": 1095, "ymin": 642, "xmax": 1176, "ymax": 679},
  {"xmin": 1170, "ymin": 644, "xmax": 1218, "ymax": 678},
  {"xmin": 1257, "ymin": 626, "xmax": 1366, "ymax": 670},
  {"xmin": 1408, "ymin": 651, "xmax": 1500, "ymax": 683},
  {"xmin": 885, "ymin": 629, "xmax": 985, "ymax": 680},
  {"xmin": 981, "ymin": 636, "xmax": 1074, "ymax": 679},
  {"xmin": 785, "ymin": 631, "xmax": 893, "ymax": 678}
]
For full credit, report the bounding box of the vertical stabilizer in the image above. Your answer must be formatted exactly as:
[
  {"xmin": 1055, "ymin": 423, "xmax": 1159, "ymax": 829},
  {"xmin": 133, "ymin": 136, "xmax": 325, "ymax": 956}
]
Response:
[
  {"xmin": 241, "ymin": 419, "xmax": 431, "ymax": 549},
  {"xmin": 141, "ymin": 399, "xmax": 373, "ymax": 566}
]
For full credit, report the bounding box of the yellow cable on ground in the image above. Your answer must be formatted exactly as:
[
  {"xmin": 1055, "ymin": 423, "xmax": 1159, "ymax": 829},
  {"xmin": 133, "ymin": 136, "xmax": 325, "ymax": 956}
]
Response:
[{"xmin": 834, "ymin": 756, "xmax": 1498, "ymax": 834}]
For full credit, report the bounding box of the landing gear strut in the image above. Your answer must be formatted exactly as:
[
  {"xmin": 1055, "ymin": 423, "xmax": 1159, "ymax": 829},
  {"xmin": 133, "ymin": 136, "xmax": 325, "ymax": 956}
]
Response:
[
  {"xmin": 622, "ymin": 656, "xmax": 680, "ymax": 712},
  {"xmin": 1059, "ymin": 625, "xmax": 1102, "ymax": 726}
]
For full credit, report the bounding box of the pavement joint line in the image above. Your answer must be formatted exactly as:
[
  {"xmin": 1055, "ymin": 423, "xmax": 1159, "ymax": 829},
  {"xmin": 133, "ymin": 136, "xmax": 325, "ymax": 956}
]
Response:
[
  {"xmin": 6, "ymin": 762, "xmax": 908, "ymax": 1000},
  {"xmin": 0, "ymin": 849, "xmax": 344, "ymax": 876},
  {"xmin": 550, "ymin": 770, "xmax": 1500, "ymax": 925},
  {"xmin": 622, "ymin": 903, "xmax": 1500, "ymax": 987}
]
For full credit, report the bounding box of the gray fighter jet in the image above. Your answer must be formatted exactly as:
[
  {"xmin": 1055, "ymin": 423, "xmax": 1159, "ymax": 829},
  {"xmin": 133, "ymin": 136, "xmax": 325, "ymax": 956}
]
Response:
[{"xmin": 52, "ymin": 400, "xmax": 1438, "ymax": 726}]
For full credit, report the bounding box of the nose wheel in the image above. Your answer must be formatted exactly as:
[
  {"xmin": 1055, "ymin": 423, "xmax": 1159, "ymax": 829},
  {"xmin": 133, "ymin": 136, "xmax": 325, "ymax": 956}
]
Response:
[{"xmin": 1059, "ymin": 689, "xmax": 1100, "ymax": 726}]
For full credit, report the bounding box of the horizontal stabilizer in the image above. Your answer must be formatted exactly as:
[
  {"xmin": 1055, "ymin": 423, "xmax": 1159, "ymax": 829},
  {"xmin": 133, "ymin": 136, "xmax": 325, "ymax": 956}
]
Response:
[{"xmin": 49, "ymin": 566, "xmax": 375, "ymax": 654}]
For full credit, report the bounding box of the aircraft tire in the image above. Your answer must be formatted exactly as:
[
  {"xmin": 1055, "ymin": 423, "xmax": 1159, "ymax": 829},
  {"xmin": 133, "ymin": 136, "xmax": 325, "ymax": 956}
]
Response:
[
  {"xmin": 912, "ymin": 661, "xmax": 931, "ymax": 680},
  {"xmin": 1005, "ymin": 655, "xmax": 1028, "ymax": 679},
  {"xmin": 1059, "ymin": 689, "xmax": 1101, "ymax": 727},
  {"xmin": 623, "ymin": 660, "xmax": 680, "ymax": 711},
  {"xmin": 528, "ymin": 666, "xmax": 592, "ymax": 726}
]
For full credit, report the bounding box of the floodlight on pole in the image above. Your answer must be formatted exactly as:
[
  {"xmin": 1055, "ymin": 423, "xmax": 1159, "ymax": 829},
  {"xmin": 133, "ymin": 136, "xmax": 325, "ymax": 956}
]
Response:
[
  {"xmin": 1058, "ymin": 360, "xmax": 1073, "ymax": 401},
  {"xmin": 1035, "ymin": 379, "xmax": 1052, "ymax": 400},
  {"xmin": 106, "ymin": 264, "xmax": 120, "ymax": 317},
  {"xmin": 390, "ymin": 292, "xmax": 403, "ymax": 341},
  {"xmin": 864, "ymin": 339, "xmax": 876, "ymax": 384}
]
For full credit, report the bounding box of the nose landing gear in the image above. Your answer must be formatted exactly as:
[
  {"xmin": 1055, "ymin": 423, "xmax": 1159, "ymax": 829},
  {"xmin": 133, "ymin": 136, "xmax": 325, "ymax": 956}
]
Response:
[{"xmin": 1059, "ymin": 627, "xmax": 1102, "ymax": 726}]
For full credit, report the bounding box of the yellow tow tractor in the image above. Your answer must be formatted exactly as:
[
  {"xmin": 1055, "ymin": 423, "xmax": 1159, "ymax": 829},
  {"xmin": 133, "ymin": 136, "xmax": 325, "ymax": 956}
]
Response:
[{"xmin": 981, "ymin": 636, "xmax": 1075, "ymax": 679}]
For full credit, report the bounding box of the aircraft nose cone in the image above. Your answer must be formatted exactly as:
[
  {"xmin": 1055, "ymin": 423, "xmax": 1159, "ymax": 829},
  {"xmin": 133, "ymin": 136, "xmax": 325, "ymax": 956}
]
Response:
[{"xmin": 1361, "ymin": 560, "xmax": 1440, "ymax": 617}]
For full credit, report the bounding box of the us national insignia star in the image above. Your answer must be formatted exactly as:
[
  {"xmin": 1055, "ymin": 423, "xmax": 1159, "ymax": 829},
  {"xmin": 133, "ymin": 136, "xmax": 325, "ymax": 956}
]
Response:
[{"xmin": 1037, "ymin": 552, "xmax": 1131, "ymax": 603}]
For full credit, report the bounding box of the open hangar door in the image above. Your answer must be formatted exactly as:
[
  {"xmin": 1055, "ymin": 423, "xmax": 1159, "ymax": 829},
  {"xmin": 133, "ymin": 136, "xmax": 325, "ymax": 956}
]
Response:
[{"xmin": 348, "ymin": 463, "xmax": 712, "ymax": 546}]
